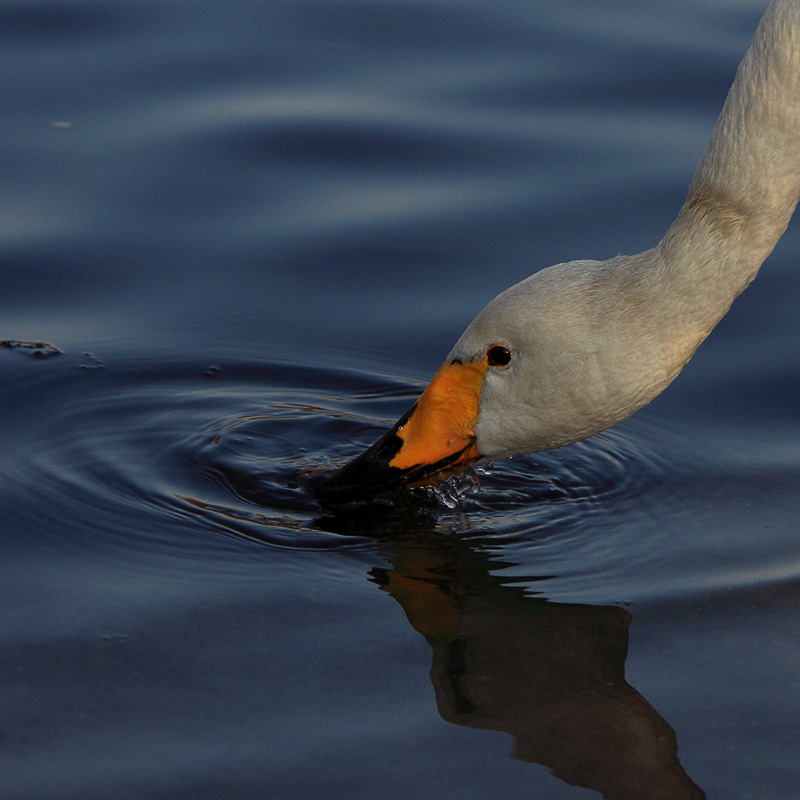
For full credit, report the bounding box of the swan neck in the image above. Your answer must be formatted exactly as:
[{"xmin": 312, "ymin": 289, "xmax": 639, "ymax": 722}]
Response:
[{"xmin": 657, "ymin": 0, "xmax": 800, "ymax": 315}]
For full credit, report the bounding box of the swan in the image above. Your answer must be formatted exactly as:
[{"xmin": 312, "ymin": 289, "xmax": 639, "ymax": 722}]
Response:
[{"xmin": 313, "ymin": 0, "xmax": 800, "ymax": 503}]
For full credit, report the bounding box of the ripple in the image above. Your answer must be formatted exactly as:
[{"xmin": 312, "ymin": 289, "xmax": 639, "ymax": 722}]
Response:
[
  {"xmin": 1, "ymin": 347, "xmax": 787, "ymax": 604},
  {"xmin": 0, "ymin": 354, "xmax": 384, "ymax": 567}
]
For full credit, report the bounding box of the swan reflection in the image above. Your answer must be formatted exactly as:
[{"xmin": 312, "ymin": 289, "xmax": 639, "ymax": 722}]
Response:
[{"xmin": 370, "ymin": 532, "xmax": 705, "ymax": 800}]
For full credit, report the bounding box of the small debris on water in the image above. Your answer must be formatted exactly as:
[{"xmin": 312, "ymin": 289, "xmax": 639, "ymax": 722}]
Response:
[
  {"xmin": 1, "ymin": 339, "xmax": 62, "ymax": 359},
  {"xmin": 80, "ymin": 352, "xmax": 105, "ymax": 371}
]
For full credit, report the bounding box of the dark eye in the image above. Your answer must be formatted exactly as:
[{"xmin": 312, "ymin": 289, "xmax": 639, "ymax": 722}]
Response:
[{"xmin": 486, "ymin": 344, "xmax": 512, "ymax": 367}]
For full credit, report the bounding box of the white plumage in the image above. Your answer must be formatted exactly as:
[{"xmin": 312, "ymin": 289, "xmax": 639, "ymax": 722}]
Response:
[{"xmin": 316, "ymin": 0, "xmax": 800, "ymax": 502}]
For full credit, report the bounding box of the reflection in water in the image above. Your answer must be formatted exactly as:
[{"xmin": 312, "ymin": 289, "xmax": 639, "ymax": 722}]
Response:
[{"xmin": 370, "ymin": 531, "xmax": 705, "ymax": 800}]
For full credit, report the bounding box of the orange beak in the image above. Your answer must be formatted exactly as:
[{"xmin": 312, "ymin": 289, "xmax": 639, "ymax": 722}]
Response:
[{"xmin": 312, "ymin": 358, "xmax": 488, "ymax": 504}]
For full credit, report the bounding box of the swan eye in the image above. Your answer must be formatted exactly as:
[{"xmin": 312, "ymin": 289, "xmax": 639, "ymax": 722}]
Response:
[{"xmin": 486, "ymin": 344, "xmax": 511, "ymax": 367}]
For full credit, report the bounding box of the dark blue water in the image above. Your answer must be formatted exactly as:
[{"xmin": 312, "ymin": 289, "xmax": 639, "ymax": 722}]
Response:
[{"xmin": 2, "ymin": 1, "xmax": 799, "ymax": 798}]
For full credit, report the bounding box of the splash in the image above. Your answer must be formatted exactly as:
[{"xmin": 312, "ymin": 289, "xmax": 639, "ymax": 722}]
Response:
[{"xmin": 425, "ymin": 466, "xmax": 483, "ymax": 508}]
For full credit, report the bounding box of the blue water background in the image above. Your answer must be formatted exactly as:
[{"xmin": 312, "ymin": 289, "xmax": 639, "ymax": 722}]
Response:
[{"xmin": 2, "ymin": 1, "xmax": 799, "ymax": 798}]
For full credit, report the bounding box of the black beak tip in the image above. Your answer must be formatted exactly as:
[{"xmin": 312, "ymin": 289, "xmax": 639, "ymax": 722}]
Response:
[
  {"xmin": 309, "ymin": 427, "xmax": 409, "ymax": 507},
  {"xmin": 309, "ymin": 462, "xmax": 400, "ymax": 507}
]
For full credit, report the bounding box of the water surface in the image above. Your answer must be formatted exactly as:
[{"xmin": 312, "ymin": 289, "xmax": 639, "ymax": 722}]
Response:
[{"xmin": 2, "ymin": 1, "xmax": 799, "ymax": 798}]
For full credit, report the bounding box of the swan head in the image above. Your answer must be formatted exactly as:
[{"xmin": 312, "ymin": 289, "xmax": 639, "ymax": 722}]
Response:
[{"xmin": 312, "ymin": 256, "xmax": 684, "ymax": 505}]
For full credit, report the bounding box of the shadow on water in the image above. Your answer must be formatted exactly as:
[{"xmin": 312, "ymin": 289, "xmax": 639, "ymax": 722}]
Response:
[{"xmin": 316, "ymin": 512, "xmax": 707, "ymax": 800}]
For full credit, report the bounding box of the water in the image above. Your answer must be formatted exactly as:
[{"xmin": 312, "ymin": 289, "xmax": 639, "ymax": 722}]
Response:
[{"xmin": 2, "ymin": 1, "xmax": 799, "ymax": 798}]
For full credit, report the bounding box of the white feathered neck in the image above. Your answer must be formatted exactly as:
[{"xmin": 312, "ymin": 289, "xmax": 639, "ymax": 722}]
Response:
[{"xmin": 450, "ymin": 0, "xmax": 800, "ymax": 460}]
